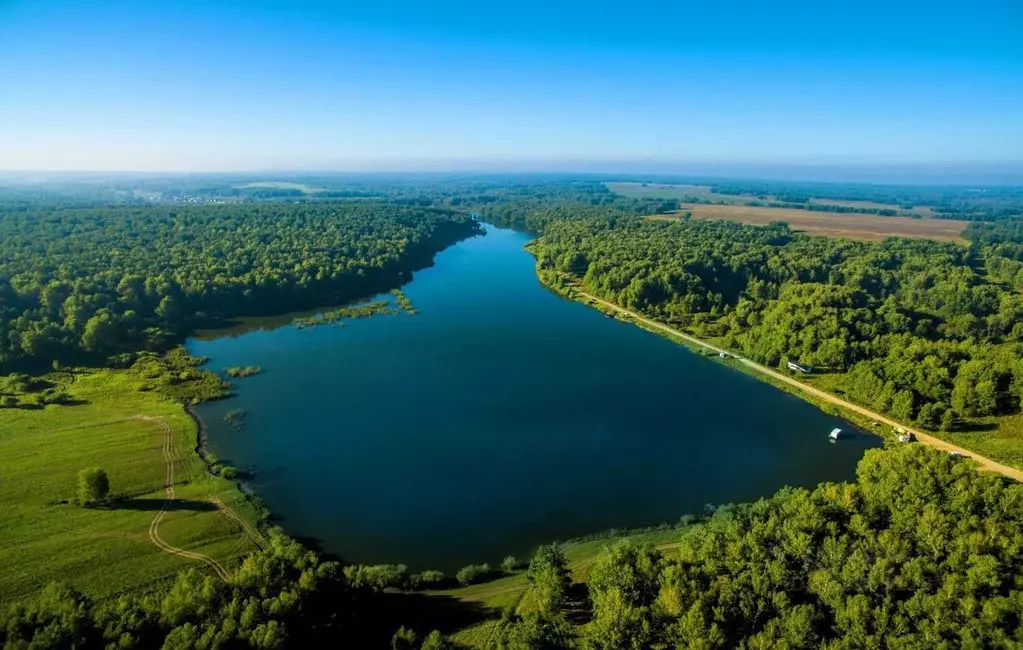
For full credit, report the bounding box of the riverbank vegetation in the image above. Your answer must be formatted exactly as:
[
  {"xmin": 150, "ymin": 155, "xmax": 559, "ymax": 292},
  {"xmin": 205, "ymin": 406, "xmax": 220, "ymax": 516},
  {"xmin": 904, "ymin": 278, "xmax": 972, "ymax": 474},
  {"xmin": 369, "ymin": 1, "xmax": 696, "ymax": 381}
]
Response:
[{"xmin": 532, "ymin": 215, "xmax": 1023, "ymax": 468}]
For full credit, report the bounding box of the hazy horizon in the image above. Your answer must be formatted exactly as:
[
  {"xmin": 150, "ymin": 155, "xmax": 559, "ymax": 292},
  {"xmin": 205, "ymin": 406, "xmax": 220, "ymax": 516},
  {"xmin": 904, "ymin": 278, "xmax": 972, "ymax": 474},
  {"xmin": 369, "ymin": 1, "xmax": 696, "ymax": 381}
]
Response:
[
  {"xmin": 2, "ymin": 0, "xmax": 1021, "ymax": 174},
  {"xmin": 3, "ymin": 161, "xmax": 1023, "ymax": 186}
]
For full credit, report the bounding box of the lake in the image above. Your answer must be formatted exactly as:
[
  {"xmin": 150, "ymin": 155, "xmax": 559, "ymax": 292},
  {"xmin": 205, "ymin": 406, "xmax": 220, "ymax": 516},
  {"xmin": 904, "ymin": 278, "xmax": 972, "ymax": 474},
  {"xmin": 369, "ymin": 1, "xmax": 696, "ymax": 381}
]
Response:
[{"xmin": 189, "ymin": 224, "xmax": 880, "ymax": 571}]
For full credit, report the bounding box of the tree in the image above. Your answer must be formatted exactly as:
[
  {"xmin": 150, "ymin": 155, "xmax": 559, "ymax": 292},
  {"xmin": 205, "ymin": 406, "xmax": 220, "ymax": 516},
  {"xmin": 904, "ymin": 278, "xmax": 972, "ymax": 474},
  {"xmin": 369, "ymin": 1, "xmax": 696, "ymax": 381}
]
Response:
[
  {"xmin": 493, "ymin": 612, "xmax": 575, "ymax": 650},
  {"xmin": 501, "ymin": 555, "xmax": 519, "ymax": 572},
  {"xmin": 77, "ymin": 467, "xmax": 110, "ymax": 505},
  {"xmin": 526, "ymin": 545, "xmax": 571, "ymax": 615},
  {"xmin": 391, "ymin": 625, "xmax": 417, "ymax": 650},
  {"xmin": 420, "ymin": 630, "xmax": 453, "ymax": 650}
]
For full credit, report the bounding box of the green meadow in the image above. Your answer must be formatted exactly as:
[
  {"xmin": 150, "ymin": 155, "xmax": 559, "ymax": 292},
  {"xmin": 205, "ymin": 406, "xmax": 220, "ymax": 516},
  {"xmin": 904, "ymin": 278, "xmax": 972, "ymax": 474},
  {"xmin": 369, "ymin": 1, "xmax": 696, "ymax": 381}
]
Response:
[{"xmin": 0, "ymin": 368, "xmax": 260, "ymax": 605}]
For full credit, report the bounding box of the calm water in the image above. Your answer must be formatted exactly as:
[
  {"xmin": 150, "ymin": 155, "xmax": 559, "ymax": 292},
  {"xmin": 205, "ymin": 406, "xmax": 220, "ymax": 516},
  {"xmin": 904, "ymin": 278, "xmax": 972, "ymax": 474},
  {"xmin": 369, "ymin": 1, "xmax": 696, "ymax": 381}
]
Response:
[{"xmin": 190, "ymin": 224, "xmax": 879, "ymax": 570}]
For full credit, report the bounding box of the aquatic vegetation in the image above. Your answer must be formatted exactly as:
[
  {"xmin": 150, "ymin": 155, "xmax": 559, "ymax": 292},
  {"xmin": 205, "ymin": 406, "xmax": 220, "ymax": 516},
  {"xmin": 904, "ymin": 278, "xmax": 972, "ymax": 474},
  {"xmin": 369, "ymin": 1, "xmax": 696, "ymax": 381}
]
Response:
[
  {"xmin": 391, "ymin": 289, "xmax": 418, "ymax": 314},
  {"xmin": 292, "ymin": 300, "xmax": 398, "ymax": 328},
  {"xmin": 225, "ymin": 365, "xmax": 262, "ymax": 378},
  {"xmin": 223, "ymin": 408, "xmax": 246, "ymax": 433}
]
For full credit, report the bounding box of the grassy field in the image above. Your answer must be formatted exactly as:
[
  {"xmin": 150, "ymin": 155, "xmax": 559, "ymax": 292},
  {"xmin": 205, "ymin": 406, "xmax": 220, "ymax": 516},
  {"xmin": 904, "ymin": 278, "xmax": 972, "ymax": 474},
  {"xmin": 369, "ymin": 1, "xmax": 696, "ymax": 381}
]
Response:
[
  {"xmin": 653, "ymin": 204, "xmax": 967, "ymax": 241},
  {"xmin": 0, "ymin": 368, "xmax": 260, "ymax": 605},
  {"xmin": 442, "ymin": 528, "xmax": 681, "ymax": 647}
]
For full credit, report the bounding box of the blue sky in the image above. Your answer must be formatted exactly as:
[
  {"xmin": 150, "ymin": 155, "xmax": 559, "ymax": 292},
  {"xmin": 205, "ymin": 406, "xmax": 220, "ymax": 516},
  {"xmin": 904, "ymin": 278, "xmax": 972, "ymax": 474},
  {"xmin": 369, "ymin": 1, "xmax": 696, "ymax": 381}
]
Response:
[{"xmin": 0, "ymin": 0, "xmax": 1021, "ymax": 171}]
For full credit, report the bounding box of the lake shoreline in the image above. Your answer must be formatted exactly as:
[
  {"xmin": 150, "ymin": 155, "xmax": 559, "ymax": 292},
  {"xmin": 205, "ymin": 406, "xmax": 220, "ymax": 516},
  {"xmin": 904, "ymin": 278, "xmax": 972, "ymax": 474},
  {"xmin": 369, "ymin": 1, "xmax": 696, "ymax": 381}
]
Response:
[
  {"xmin": 533, "ymin": 267, "xmax": 1023, "ymax": 482},
  {"xmin": 189, "ymin": 224, "xmax": 879, "ymax": 570}
]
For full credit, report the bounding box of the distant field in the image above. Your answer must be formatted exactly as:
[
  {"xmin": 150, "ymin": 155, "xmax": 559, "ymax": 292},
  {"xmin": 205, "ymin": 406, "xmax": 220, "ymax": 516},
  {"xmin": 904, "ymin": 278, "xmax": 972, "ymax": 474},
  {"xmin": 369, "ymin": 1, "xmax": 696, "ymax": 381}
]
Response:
[
  {"xmin": 811, "ymin": 197, "xmax": 934, "ymax": 217},
  {"xmin": 236, "ymin": 181, "xmax": 323, "ymax": 193},
  {"xmin": 654, "ymin": 204, "xmax": 967, "ymax": 241},
  {"xmin": 0, "ymin": 369, "xmax": 259, "ymax": 604},
  {"xmin": 609, "ymin": 182, "xmax": 937, "ymax": 217},
  {"xmin": 608, "ymin": 182, "xmax": 754, "ymax": 204}
]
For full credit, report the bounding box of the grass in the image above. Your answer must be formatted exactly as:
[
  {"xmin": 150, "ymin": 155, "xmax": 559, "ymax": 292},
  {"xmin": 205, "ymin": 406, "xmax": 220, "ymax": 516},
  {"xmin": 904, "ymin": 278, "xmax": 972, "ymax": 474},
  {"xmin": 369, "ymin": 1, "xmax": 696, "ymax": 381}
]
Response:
[
  {"xmin": 441, "ymin": 528, "xmax": 680, "ymax": 647},
  {"xmin": 652, "ymin": 205, "xmax": 967, "ymax": 241},
  {"xmin": 0, "ymin": 368, "xmax": 260, "ymax": 605}
]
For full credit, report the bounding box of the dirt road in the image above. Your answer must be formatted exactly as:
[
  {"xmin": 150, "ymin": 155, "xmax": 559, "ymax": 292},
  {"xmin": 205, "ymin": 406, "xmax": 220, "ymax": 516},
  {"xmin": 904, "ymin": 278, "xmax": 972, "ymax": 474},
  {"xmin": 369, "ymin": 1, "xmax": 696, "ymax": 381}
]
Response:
[{"xmin": 577, "ymin": 291, "xmax": 1023, "ymax": 483}]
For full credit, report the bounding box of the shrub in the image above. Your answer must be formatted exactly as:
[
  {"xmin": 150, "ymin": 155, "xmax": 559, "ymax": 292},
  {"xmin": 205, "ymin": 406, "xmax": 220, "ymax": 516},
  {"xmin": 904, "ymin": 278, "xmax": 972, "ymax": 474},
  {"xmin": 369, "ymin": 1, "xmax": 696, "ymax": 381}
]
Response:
[
  {"xmin": 456, "ymin": 563, "xmax": 492, "ymax": 586},
  {"xmin": 343, "ymin": 564, "xmax": 409, "ymax": 591},
  {"xmin": 501, "ymin": 555, "xmax": 520, "ymax": 572},
  {"xmin": 409, "ymin": 570, "xmax": 445, "ymax": 589},
  {"xmin": 77, "ymin": 468, "xmax": 110, "ymax": 506}
]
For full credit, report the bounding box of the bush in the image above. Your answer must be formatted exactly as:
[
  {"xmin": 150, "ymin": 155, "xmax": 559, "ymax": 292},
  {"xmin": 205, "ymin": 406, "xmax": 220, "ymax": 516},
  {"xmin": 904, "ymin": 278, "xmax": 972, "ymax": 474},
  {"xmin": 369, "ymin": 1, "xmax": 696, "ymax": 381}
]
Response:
[
  {"xmin": 409, "ymin": 570, "xmax": 446, "ymax": 589},
  {"xmin": 77, "ymin": 468, "xmax": 110, "ymax": 506},
  {"xmin": 501, "ymin": 555, "xmax": 520, "ymax": 572},
  {"xmin": 343, "ymin": 564, "xmax": 409, "ymax": 591},
  {"xmin": 455, "ymin": 563, "xmax": 492, "ymax": 586}
]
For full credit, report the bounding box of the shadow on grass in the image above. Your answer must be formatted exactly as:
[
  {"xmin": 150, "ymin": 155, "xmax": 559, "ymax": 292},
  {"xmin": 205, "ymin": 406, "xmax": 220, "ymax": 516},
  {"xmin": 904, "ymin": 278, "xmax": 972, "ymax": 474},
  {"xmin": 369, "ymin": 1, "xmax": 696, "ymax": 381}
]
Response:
[
  {"xmin": 955, "ymin": 421, "xmax": 998, "ymax": 433},
  {"xmin": 351, "ymin": 592, "xmax": 493, "ymax": 644},
  {"xmin": 563, "ymin": 582, "xmax": 592, "ymax": 626},
  {"xmin": 115, "ymin": 498, "xmax": 218, "ymax": 512}
]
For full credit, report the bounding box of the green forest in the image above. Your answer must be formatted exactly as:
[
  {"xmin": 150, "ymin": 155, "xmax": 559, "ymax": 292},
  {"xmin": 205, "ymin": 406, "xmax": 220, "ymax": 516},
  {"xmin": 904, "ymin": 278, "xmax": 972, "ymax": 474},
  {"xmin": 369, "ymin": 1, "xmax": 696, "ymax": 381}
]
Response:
[
  {"xmin": 0, "ymin": 203, "xmax": 480, "ymax": 371},
  {"xmin": 2, "ymin": 176, "xmax": 1023, "ymax": 648},
  {"xmin": 533, "ymin": 215, "xmax": 1023, "ymax": 439}
]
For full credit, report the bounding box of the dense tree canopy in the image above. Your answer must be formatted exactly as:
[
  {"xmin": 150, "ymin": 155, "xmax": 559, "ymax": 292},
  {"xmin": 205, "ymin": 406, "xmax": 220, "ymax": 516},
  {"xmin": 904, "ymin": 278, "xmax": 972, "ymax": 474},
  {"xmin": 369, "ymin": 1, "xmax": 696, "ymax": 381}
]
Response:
[{"xmin": 0, "ymin": 202, "xmax": 480, "ymax": 370}]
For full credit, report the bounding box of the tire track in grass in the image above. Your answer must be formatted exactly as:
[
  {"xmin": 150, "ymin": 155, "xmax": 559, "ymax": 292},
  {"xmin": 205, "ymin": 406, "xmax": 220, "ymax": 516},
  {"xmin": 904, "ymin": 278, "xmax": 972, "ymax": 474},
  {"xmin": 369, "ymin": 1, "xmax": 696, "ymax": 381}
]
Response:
[
  {"xmin": 138, "ymin": 416, "xmax": 230, "ymax": 580},
  {"xmin": 209, "ymin": 496, "xmax": 268, "ymax": 551}
]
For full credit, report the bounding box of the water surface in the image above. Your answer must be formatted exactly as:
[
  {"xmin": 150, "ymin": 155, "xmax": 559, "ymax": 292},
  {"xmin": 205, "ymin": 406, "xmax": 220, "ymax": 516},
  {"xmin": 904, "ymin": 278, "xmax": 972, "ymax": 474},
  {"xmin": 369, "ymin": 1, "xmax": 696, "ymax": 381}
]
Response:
[{"xmin": 190, "ymin": 225, "xmax": 879, "ymax": 570}]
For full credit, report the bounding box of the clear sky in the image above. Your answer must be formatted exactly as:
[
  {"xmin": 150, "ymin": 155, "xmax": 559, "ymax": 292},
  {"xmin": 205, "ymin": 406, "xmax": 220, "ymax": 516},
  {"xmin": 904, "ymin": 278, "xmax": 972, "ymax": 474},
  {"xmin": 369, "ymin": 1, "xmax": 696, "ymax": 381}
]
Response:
[{"xmin": 1, "ymin": 0, "xmax": 1021, "ymax": 172}]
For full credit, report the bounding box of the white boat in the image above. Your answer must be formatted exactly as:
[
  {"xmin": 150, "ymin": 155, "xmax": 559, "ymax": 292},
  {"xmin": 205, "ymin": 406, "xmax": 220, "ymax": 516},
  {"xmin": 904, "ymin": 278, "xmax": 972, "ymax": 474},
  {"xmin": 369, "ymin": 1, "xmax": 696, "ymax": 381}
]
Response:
[{"xmin": 829, "ymin": 428, "xmax": 842, "ymax": 441}]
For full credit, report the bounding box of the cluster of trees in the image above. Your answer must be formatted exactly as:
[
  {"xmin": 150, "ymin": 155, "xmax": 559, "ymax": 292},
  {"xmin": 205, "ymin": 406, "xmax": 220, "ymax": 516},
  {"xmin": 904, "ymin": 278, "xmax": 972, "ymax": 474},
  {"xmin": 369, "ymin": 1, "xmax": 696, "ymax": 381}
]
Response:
[
  {"xmin": 968, "ymin": 220, "xmax": 1023, "ymax": 290},
  {"xmin": 0, "ymin": 202, "xmax": 481, "ymax": 371},
  {"xmin": 535, "ymin": 216, "xmax": 1023, "ymax": 429},
  {"xmin": 494, "ymin": 446, "xmax": 1023, "ymax": 648},
  {"xmin": 745, "ymin": 200, "xmax": 900, "ymax": 217},
  {"xmin": 0, "ymin": 531, "xmax": 463, "ymax": 649}
]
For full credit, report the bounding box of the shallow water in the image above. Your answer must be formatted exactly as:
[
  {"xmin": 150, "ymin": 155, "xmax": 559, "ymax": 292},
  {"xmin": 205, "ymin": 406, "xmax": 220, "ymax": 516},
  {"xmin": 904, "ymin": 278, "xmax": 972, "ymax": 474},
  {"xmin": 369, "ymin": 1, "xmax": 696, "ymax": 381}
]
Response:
[{"xmin": 190, "ymin": 224, "xmax": 879, "ymax": 570}]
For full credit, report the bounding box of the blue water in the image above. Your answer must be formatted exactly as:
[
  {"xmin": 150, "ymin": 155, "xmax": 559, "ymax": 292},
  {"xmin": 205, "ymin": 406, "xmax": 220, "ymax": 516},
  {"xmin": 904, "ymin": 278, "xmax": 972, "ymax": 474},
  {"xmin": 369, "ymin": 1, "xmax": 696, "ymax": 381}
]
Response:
[{"xmin": 189, "ymin": 224, "xmax": 879, "ymax": 570}]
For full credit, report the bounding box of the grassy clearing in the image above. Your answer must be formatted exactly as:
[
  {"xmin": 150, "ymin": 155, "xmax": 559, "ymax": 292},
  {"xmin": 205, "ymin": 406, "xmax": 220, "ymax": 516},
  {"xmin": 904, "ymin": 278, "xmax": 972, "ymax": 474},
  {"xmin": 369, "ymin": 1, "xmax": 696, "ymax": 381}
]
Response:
[
  {"xmin": 442, "ymin": 529, "xmax": 680, "ymax": 647},
  {"xmin": 652, "ymin": 205, "xmax": 967, "ymax": 241},
  {"xmin": 0, "ymin": 368, "xmax": 259, "ymax": 605}
]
